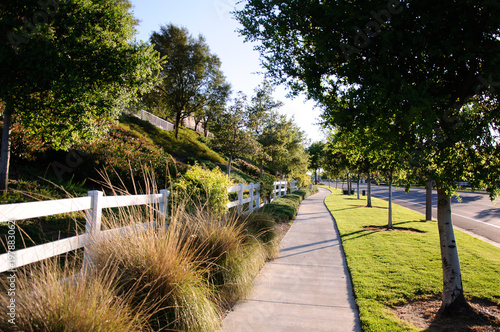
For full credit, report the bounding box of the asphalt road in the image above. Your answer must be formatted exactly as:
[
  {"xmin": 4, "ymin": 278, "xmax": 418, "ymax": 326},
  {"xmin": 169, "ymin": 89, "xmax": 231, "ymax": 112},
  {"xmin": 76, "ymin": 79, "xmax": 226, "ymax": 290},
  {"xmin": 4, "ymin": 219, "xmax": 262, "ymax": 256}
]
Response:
[{"xmin": 323, "ymin": 182, "xmax": 500, "ymax": 247}]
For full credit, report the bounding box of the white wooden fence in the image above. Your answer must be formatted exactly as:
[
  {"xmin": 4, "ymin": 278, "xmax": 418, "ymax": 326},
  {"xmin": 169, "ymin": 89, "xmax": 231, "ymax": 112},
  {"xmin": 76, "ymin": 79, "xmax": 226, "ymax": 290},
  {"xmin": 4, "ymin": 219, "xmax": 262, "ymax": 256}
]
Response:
[
  {"xmin": 227, "ymin": 182, "xmax": 261, "ymax": 214},
  {"xmin": 0, "ymin": 180, "xmax": 301, "ymax": 273},
  {"xmin": 0, "ymin": 190, "xmax": 169, "ymax": 273},
  {"xmin": 272, "ymin": 181, "xmax": 288, "ymax": 201}
]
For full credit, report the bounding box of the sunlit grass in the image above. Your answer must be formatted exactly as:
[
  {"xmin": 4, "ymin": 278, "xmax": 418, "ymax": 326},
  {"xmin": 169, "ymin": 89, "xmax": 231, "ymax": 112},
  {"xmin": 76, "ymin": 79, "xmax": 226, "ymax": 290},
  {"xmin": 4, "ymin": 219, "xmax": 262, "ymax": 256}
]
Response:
[
  {"xmin": 0, "ymin": 259, "xmax": 150, "ymax": 332},
  {"xmin": 322, "ymin": 187, "xmax": 500, "ymax": 332}
]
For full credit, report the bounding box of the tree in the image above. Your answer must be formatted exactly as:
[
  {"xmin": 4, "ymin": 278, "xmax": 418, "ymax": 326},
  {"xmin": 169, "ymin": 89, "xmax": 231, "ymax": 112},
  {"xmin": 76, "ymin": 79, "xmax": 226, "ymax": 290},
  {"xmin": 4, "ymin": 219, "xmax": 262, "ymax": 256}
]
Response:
[
  {"xmin": 0, "ymin": 0, "xmax": 161, "ymax": 193},
  {"xmin": 211, "ymin": 93, "xmax": 259, "ymax": 176},
  {"xmin": 258, "ymin": 112, "xmax": 309, "ymax": 178},
  {"xmin": 200, "ymin": 71, "xmax": 231, "ymax": 137},
  {"xmin": 235, "ymin": 0, "xmax": 500, "ymax": 315},
  {"xmin": 247, "ymin": 81, "xmax": 283, "ymax": 176},
  {"xmin": 147, "ymin": 24, "xmax": 223, "ymax": 139},
  {"xmin": 306, "ymin": 141, "xmax": 325, "ymax": 184}
]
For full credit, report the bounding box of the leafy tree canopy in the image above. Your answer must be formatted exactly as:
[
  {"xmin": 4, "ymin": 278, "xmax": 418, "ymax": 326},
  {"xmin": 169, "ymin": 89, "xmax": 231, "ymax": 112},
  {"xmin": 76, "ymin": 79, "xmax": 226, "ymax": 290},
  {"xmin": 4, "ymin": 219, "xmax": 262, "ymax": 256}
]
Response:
[{"xmin": 0, "ymin": 0, "xmax": 161, "ymax": 191}]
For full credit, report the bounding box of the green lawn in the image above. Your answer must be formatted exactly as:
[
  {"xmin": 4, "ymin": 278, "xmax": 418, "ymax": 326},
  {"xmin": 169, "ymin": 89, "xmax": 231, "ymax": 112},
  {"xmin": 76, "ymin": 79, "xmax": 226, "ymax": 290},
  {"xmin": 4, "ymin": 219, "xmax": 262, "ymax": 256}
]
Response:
[{"xmin": 322, "ymin": 187, "xmax": 500, "ymax": 331}]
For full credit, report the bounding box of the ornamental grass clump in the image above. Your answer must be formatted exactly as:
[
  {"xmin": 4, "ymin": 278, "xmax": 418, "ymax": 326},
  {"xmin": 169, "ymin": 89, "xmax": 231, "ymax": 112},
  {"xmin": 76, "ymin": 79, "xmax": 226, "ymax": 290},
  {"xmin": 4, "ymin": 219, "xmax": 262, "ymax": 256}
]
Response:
[
  {"xmin": 0, "ymin": 259, "xmax": 149, "ymax": 332},
  {"xmin": 238, "ymin": 211, "xmax": 280, "ymax": 260},
  {"xmin": 177, "ymin": 208, "xmax": 269, "ymax": 309},
  {"xmin": 87, "ymin": 212, "xmax": 221, "ymax": 332}
]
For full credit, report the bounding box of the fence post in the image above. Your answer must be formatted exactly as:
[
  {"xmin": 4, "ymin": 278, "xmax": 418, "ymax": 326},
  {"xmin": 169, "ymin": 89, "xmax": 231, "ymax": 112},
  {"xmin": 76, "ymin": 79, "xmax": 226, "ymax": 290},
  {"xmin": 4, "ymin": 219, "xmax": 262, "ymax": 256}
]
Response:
[
  {"xmin": 273, "ymin": 181, "xmax": 277, "ymax": 201},
  {"xmin": 83, "ymin": 190, "xmax": 103, "ymax": 270},
  {"xmin": 256, "ymin": 183, "xmax": 261, "ymax": 209},
  {"xmin": 237, "ymin": 183, "xmax": 244, "ymax": 214},
  {"xmin": 249, "ymin": 183, "xmax": 254, "ymax": 212},
  {"xmin": 159, "ymin": 189, "xmax": 169, "ymax": 227}
]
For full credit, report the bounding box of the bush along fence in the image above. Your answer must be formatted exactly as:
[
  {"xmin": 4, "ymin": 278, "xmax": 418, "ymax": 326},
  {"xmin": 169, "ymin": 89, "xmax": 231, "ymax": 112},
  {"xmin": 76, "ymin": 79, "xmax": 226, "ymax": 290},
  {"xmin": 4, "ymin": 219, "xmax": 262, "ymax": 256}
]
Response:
[
  {"xmin": 0, "ymin": 180, "xmax": 301, "ymax": 273},
  {"xmin": 0, "ymin": 190, "xmax": 169, "ymax": 273}
]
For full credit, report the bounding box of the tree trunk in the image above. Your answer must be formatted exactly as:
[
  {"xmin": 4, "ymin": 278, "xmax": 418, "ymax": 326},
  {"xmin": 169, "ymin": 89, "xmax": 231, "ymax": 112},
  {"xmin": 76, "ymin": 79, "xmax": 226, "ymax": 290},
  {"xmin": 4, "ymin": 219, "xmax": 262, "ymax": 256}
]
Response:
[
  {"xmin": 367, "ymin": 173, "xmax": 372, "ymax": 207},
  {"xmin": 315, "ymin": 169, "xmax": 318, "ymax": 184},
  {"xmin": 388, "ymin": 172, "xmax": 393, "ymax": 229},
  {"xmin": 436, "ymin": 187, "xmax": 471, "ymax": 316},
  {"xmin": 347, "ymin": 174, "xmax": 351, "ymax": 194},
  {"xmin": 426, "ymin": 181, "xmax": 433, "ymax": 221},
  {"xmin": 0, "ymin": 103, "xmax": 13, "ymax": 194},
  {"xmin": 174, "ymin": 112, "xmax": 182, "ymax": 139},
  {"xmin": 203, "ymin": 120, "xmax": 208, "ymax": 137},
  {"xmin": 227, "ymin": 155, "xmax": 232, "ymax": 177},
  {"xmin": 259, "ymin": 160, "xmax": 263, "ymax": 177},
  {"xmin": 356, "ymin": 175, "xmax": 360, "ymax": 200}
]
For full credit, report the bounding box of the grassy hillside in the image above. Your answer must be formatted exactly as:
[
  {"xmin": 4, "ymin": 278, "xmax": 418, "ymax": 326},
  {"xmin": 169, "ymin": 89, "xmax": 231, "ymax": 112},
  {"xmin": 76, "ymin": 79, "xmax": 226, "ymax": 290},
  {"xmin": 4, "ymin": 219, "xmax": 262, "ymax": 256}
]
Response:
[{"xmin": 120, "ymin": 115, "xmax": 226, "ymax": 165}]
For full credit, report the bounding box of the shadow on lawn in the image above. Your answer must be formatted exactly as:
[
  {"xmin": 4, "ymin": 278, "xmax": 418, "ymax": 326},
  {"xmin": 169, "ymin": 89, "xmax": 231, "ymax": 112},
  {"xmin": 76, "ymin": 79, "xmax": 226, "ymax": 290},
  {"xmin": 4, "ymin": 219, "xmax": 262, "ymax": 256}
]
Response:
[{"xmin": 340, "ymin": 222, "xmax": 428, "ymax": 242}]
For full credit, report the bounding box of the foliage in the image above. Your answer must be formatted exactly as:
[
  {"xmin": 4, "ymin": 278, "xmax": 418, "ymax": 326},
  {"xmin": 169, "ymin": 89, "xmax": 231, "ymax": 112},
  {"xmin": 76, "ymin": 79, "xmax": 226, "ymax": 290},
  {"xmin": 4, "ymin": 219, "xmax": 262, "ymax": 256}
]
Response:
[
  {"xmin": 175, "ymin": 164, "xmax": 233, "ymax": 215},
  {"xmin": 198, "ymin": 68, "xmax": 231, "ymax": 137},
  {"xmin": 186, "ymin": 157, "xmax": 216, "ymax": 170},
  {"xmin": 0, "ymin": 260, "xmax": 150, "ymax": 331},
  {"xmin": 0, "ymin": 0, "xmax": 161, "ymax": 191},
  {"xmin": 260, "ymin": 187, "xmax": 318, "ymax": 223},
  {"xmin": 177, "ymin": 209, "xmax": 271, "ymax": 309},
  {"xmin": 238, "ymin": 211, "xmax": 280, "ymax": 259},
  {"xmin": 246, "ymin": 81, "xmax": 283, "ymax": 172},
  {"xmin": 121, "ymin": 115, "xmax": 226, "ymax": 164},
  {"xmin": 72, "ymin": 124, "xmax": 171, "ymax": 190},
  {"xmin": 211, "ymin": 93, "xmax": 260, "ymax": 176},
  {"xmin": 258, "ymin": 112, "xmax": 310, "ymax": 177},
  {"xmin": 258, "ymin": 174, "xmax": 276, "ymax": 201},
  {"xmin": 323, "ymin": 188, "xmax": 500, "ymax": 331},
  {"xmin": 236, "ymin": 0, "xmax": 500, "ymax": 313},
  {"xmin": 234, "ymin": 158, "xmax": 261, "ymax": 178},
  {"xmin": 294, "ymin": 173, "xmax": 312, "ymax": 188},
  {"xmin": 145, "ymin": 24, "xmax": 227, "ymax": 139},
  {"xmin": 89, "ymin": 218, "xmax": 221, "ymax": 331},
  {"xmin": 306, "ymin": 141, "xmax": 326, "ymax": 183}
]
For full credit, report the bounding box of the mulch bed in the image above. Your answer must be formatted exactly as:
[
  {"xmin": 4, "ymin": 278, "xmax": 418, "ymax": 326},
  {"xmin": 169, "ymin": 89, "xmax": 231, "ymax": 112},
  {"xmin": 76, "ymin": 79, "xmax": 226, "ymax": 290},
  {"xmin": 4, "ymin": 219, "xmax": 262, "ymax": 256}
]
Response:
[{"xmin": 393, "ymin": 299, "xmax": 500, "ymax": 331}]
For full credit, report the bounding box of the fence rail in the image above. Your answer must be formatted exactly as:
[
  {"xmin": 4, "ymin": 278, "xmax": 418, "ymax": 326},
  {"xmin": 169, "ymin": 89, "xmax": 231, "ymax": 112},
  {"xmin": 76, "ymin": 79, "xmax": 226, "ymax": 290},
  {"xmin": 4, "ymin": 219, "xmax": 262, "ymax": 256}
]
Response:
[
  {"xmin": 136, "ymin": 110, "xmax": 213, "ymax": 137},
  {"xmin": 0, "ymin": 180, "xmax": 300, "ymax": 273},
  {"xmin": 0, "ymin": 190, "xmax": 169, "ymax": 273},
  {"xmin": 227, "ymin": 182, "xmax": 261, "ymax": 214}
]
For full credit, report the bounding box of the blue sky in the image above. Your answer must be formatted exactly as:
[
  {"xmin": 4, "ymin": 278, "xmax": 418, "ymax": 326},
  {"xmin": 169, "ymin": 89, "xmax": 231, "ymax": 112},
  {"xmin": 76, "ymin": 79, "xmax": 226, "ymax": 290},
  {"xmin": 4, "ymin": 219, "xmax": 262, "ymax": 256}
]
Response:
[{"xmin": 130, "ymin": 0, "xmax": 324, "ymax": 143}]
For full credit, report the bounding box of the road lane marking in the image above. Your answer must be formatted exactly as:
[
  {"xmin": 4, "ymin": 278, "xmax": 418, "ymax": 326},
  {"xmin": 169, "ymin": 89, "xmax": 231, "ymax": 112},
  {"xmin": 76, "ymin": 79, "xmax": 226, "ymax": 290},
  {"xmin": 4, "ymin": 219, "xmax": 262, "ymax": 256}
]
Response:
[{"xmin": 371, "ymin": 194, "xmax": 500, "ymax": 230}]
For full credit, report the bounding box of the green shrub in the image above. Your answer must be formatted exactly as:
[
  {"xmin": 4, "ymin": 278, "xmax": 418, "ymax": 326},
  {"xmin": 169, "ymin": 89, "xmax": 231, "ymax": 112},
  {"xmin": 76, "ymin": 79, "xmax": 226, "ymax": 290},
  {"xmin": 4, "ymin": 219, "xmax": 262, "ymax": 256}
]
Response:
[
  {"xmin": 72, "ymin": 124, "xmax": 172, "ymax": 190},
  {"xmin": 121, "ymin": 115, "xmax": 226, "ymax": 165},
  {"xmin": 261, "ymin": 194, "xmax": 302, "ymax": 222},
  {"xmin": 260, "ymin": 187, "xmax": 318, "ymax": 223},
  {"xmin": 259, "ymin": 174, "xmax": 276, "ymax": 202},
  {"xmin": 175, "ymin": 164, "xmax": 233, "ymax": 215},
  {"xmin": 197, "ymin": 135, "xmax": 212, "ymax": 147},
  {"xmin": 294, "ymin": 173, "xmax": 312, "ymax": 188},
  {"xmin": 234, "ymin": 158, "xmax": 261, "ymax": 178},
  {"xmin": 186, "ymin": 157, "xmax": 216, "ymax": 170}
]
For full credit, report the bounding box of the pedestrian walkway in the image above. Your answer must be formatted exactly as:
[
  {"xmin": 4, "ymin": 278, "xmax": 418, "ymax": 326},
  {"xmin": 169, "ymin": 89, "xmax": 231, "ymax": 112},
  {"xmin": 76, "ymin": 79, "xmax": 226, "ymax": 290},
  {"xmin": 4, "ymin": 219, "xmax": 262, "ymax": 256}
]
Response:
[{"xmin": 221, "ymin": 187, "xmax": 361, "ymax": 332}]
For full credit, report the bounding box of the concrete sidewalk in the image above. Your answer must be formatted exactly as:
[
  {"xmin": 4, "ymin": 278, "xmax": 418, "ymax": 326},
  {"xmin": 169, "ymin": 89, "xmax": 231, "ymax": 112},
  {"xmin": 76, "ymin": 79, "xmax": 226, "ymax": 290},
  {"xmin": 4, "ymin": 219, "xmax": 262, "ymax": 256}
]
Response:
[{"xmin": 221, "ymin": 187, "xmax": 361, "ymax": 332}]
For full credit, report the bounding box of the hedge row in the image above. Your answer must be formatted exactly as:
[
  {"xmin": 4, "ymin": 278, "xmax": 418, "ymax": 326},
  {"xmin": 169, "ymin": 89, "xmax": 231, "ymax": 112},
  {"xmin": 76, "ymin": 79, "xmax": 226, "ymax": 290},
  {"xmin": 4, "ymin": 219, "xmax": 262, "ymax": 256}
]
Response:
[{"xmin": 260, "ymin": 187, "xmax": 319, "ymax": 223}]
